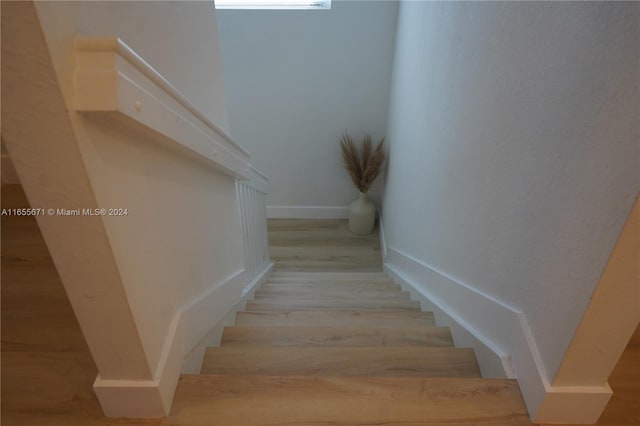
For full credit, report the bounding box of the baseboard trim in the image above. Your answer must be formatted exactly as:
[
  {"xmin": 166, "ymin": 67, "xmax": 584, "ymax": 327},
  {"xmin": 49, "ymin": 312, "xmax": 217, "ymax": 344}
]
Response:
[
  {"xmin": 383, "ymin": 261, "xmax": 513, "ymax": 379},
  {"xmin": 385, "ymin": 246, "xmax": 616, "ymax": 423},
  {"xmin": 93, "ymin": 376, "xmax": 167, "ymax": 418},
  {"xmin": 242, "ymin": 261, "xmax": 275, "ymax": 298},
  {"xmin": 267, "ymin": 205, "xmax": 349, "ymax": 219},
  {"xmin": 93, "ymin": 264, "xmax": 275, "ymax": 417},
  {"xmin": 534, "ymin": 384, "xmax": 612, "ymax": 424},
  {"xmin": 377, "ymin": 209, "xmax": 387, "ymax": 261},
  {"xmin": 384, "ymin": 246, "xmax": 597, "ymax": 423}
]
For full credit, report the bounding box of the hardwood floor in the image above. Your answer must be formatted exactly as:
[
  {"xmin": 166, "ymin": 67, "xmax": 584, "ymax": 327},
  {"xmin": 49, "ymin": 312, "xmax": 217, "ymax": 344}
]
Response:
[
  {"xmin": 2, "ymin": 189, "xmax": 637, "ymax": 425},
  {"xmin": 220, "ymin": 325, "xmax": 455, "ymax": 347},
  {"xmin": 268, "ymin": 218, "xmax": 383, "ymax": 272},
  {"xmin": 172, "ymin": 271, "xmax": 527, "ymax": 424},
  {"xmin": 167, "ymin": 375, "xmax": 530, "ymax": 426},
  {"xmin": 1, "ymin": 185, "xmax": 161, "ymax": 426}
]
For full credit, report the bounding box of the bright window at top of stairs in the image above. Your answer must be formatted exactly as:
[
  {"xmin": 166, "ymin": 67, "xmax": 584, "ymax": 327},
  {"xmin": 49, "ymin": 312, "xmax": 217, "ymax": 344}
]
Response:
[{"xmin": 215, "ymin": 0, "xmax": 330, "ymax": 9}]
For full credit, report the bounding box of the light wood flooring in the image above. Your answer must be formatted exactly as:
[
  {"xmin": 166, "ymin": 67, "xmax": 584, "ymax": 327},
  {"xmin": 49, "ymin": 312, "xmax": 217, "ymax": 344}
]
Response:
[
  {"xmin": 168, "ymin": 271, "xmax": 530, "ymax": 425},
  {"xmin": 2, "ymin": 186, "xmax": 638, "ymax": 425},
  {"xmin": 1, "ymin": 184, "xmax": 161, "ymax": 426},
  {"xmin": 268, "ymin": 218, "xmax": 383, "ymax": 272}
]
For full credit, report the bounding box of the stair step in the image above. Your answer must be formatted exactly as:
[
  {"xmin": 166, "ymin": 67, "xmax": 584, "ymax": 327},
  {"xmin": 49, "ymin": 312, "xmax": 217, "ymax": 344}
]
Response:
[
  {"xmin": 267, "ymin": 276, "xmax": 395, "ymax": 283},
  {"xmin": 254, "ymin": 289, "xmax": 411, "ymax": 301},
  {"xmin": 263, "ymin": 281, "xmax": 399, "ymax": 292},
  {"xmin": 169, "ymin": 375, "xmax": 529, "ymax": 425},
  {"xmin": 270, "ymin": 271, "xmax": 388, "ymax": 279},
  {"xmin": 235, "ymin": 309, "xmax": 436, "ymax": 327},
  {"xmin": 201, "ymin": 346, "xmax": 480, "ymax": 377},
  {"xmin": 246, "ymin": 297, "xmax": 421, "ymax": 311},
  {"xmin": 259, "ymin": 283, "xmax": 401, "ymax": 293},
  {"xmin": 221, "ymin": 326, "xmax": 454, "ymax": 347}
]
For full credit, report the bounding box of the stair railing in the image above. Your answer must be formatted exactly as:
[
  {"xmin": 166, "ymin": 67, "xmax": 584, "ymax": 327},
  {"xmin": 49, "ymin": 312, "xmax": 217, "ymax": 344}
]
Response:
[{"xmin": 236, "ymin": 166, "xmax": 271, "ymax": 295}]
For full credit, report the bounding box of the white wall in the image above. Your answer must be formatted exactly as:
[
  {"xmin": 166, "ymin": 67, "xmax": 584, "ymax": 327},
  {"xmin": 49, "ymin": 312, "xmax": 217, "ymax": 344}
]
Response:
[
  {"xmin": 33, "ymin": 0, "xmax": 242, "ymax": 380},
  {"xmin": 382, "ymin": 0, "xmax": 638, "ymax": 414},
  {"xmin": 35, "ymin": 0, "xmax": 230, "ymax": 135},
  {"xmin": 2, "ymin": 0, "xmax": 250, "ymax": 416},
  {"xmin": 216, "ymin": 1, "xmax": 398, "ymax": 216}
]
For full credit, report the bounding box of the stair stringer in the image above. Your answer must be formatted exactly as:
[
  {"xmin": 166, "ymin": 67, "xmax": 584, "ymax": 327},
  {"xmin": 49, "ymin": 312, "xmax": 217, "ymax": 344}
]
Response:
[{"xmin": 383, "ymin": 248, "xmax": 613, "ymax": 424}]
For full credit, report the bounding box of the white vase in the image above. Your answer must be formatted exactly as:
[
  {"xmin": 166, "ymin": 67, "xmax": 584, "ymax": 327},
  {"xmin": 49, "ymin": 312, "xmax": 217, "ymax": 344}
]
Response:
[{"xmin": 348, "ymin": 192, "xmax": 376, "ymax": 235}]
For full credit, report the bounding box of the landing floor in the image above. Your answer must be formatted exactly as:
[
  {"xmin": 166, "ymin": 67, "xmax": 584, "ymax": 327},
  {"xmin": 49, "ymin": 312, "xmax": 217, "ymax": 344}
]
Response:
[{"xmin": 268, "ymin": 218, "xmax": 382, "ymax": 272}]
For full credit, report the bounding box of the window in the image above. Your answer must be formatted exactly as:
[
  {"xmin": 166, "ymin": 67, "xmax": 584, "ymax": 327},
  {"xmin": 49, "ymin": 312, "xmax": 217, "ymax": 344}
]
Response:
[{"xmin": 215, "ymin": 0, "xmax": 330, "ymax": 10}]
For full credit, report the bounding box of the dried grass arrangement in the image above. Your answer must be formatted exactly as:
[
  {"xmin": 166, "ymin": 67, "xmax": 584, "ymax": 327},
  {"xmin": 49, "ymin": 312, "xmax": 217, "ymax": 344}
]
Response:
[{"xmin": 340, "ymin": 133, "xmax": 386, "ymax": 193}]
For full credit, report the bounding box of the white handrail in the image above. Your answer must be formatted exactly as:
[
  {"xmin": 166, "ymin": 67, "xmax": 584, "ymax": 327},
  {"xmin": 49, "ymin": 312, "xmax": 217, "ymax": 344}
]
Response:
[
  {"xmin": 73, "ymin": 36, "xmax": 255, "ymax": 179},
  {"xmin": 74, "ymin": 36, "xmax": 249, "ymax": 158}
]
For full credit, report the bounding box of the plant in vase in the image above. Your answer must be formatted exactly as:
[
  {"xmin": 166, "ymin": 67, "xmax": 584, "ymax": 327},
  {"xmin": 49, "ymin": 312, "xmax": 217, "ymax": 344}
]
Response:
[{"xmin": 340, "ymin": 132, "xmax": 385, "ymax": 235}]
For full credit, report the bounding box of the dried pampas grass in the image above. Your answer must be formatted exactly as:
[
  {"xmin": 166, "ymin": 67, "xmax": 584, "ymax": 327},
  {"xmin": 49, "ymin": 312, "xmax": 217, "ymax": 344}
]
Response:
[{"xmin": 340, "ymin": 132, "xmax": 385, "ymax": 193}]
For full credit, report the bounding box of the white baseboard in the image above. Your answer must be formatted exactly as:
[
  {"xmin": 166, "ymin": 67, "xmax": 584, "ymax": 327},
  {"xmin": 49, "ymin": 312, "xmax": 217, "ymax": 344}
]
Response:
[
  {"xmin": 181, "ymin": 261, "xmax": 274, "ymax": 374},
  {"xmin": 93, "ymin": 262, "xmax": 275, "ymax": 417},
  {"xmin": 534, "ymin": 383, "xmax": 612, "ymax": 424},
  {"xmin": 267, "ymin": 205, "xmax": 349, "ymax": 219},
  {"xmin": 377, "ymin": 209, "xmax": 387, "ymax": 261},
  {"xmin": 384, "ymin": 246, "xmax": 603, "ymax": 423},
  {"xmin": 384, "ymin": 260, "xmax": 513, "ymax": 379},
  {"xmin": 242, "ymin": 261, "xmax": 275, "ymax": 298},
  {"xmin": 385, "ymin": 247, "xmax": 548, "ymax": 422}
]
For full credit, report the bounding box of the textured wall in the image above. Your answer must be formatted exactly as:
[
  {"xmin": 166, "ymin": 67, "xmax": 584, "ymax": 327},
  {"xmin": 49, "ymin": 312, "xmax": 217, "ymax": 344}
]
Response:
[{"xmin": 383, "ymin": 1, "xmax": 639, "ymax": 380}]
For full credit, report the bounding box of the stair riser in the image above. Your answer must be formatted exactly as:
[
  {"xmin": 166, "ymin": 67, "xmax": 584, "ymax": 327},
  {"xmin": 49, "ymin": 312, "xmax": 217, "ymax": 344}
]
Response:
[
  {"xmin": 221, "ymin": 326, "xmax": 454, "ymax": 347},
  {"xmin": 270, "ymin": 272, "xmax": 388, "ymax": 279},
  {"xmin": 169, "ymin": 376, "xmax": 529, "ymax": 425},
  {"xmin": 267, "ymin": 277, "xmax": 394, "ymax": 283},
  {"xmin": 253, "ymin": 291, "xmax": 412, "ymax": 302},
  {"xmin": 201, "ymin": 347, "xmax": 481, "ymax": 378},
  {"xmin": 262, "ymin": 283, "xmax": 400, "ymax": 292},
  {"xmin": 246, "ymin": 301, "xmax": 421, "ymax": 311},
  {"xmin": 235, "ymin": 310, "xmax": 436, "ymax": 327}
]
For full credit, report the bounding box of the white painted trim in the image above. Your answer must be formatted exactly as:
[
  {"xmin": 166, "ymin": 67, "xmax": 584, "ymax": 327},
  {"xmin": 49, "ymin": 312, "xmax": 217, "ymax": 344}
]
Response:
[
  {"xmin": 384, "ymin": 246, "xmax": 613, "ymax": 423},
  {"xmin": 383, "ymin": 261, "xmax": 512, "ymax": 379},
  {"xmin": 383, "ymin": 249, "xmax": 542, "ymax": 415},
  {"xmin": 534, "ymin": 384, "xmax": 612, "ymax": 424},
  {"xmin": 250, "ymin": 165, "xmax": 269, "ymax": 183},
  {"xmin": 377, "ymin": 208, "xmax": 387, "ymax": 261},
  {"xmin": 74, "ymin": 36, "xmax": 248, "ymax": 156},
  {"xmin": 243, "ymin": 167, "xmax": 269, "ymax": 194},
  {"xmin": 385, "ymin": 247, "xmax": 521, "ymax": 357},
  {"xmin": 267, "ymin": 205, "xmax": 349, "ymax": 219},
  {"xmin": 93, "ymin": 376, "xmax": 167, "ymax": 418},
  {"xmin": 181, "ymin": 260, "xmax": 275, "ymax": 374},
  {"xmin": 242, "ymin": 261, "xmax": 275, "ymax": 298},
  {"xmin": 73, "ymin": 36, "xmax": 256, "ymax": 180},
  {"xmin": 93, "ymin": 268, "xmax": 247, "ymax": 417}
]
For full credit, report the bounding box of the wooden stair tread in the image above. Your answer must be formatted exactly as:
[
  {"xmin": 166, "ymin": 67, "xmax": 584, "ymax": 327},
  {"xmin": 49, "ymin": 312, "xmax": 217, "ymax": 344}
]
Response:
[
  {"xmin": 262, "ymin": 281, "xmax": 399, "ymax": 291},
  {"xmin": 267, "ymin": 276, "xmax": 395, "ymax": 283},
  {"xmin": 246, "ymin": 300, "xmax": 420, "ymax": 311},
  {"xmin": 254, "ymin": 289, "xmax": 412, "ymax": 301},
  {"xmin": 167, "ymin": 375, "xmax": 529, "ymax": 425},
  {"xmin": 270, "ymin": 271, "xmax": 388, "ymax": 279},
  {"xmin": 235, "ymin": 309, "xmax": 436, "ymax": 327},
  {"xmin": 201, "ymin": 346, "xmax": 480, "ymax": 377},
  {"xmin": 188, "ymin": 271, "xmax": 518, "ymax": 423},
  {"xmin": 221, "ymin": 326, "xmax": 454, "ymax": 347}
]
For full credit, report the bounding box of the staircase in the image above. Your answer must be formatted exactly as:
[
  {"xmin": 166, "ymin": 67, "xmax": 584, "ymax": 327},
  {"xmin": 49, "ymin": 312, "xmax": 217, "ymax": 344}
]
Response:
[{"xmin": 166, "ymin": 271, "xmax": 529, "ymax": 425}]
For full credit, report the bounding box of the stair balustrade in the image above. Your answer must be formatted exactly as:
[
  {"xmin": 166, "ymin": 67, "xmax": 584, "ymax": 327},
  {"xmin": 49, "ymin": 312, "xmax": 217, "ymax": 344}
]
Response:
[{"xmin": 236, "ymin": 167, "xmax": 271, "ymax": 295}]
